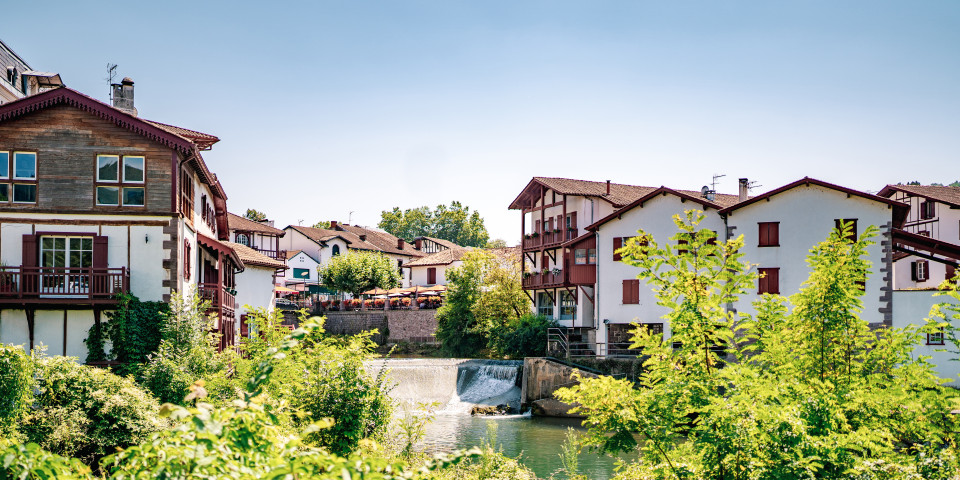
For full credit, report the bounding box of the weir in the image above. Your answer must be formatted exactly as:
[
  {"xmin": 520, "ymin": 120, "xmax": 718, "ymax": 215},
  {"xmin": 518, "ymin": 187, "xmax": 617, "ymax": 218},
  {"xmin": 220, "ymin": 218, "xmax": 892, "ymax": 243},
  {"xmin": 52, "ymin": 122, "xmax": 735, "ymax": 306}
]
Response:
[{"xmin": 366, "ymin": 359, "xmax": 523, "ymax": 414}]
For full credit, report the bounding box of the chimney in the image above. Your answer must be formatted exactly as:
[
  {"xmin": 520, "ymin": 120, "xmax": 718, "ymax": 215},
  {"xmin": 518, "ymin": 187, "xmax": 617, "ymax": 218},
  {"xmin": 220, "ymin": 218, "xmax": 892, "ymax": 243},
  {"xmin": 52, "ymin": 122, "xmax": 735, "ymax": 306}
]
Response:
[
  {"xmin": 258, "ymin": 219, "xmax": 275, "ymax": 228},
  {"xmin": 397, "ymin": 238, "xmax": 405, "ymax": 249},
  {"xmin": 605, "ymin": 180, "xmax": 611, "ymax": 195},
  {"xmin": 111, "ymin": 77, "xmax": 137, "ymax": 116},
  {"xmin": 415, "ymin": 238, "xmax": 422, "ymax": 250},
  {"xmin": 738, "ymin": 178, "xmax": 749, "ymax": 202},
  {"xmin": 359, "ymin": 234, "xmax": 366, "ymax": 241},
  {"xmin": 329, "ymin": 220, "xmax": 338, "ymax": 229}
]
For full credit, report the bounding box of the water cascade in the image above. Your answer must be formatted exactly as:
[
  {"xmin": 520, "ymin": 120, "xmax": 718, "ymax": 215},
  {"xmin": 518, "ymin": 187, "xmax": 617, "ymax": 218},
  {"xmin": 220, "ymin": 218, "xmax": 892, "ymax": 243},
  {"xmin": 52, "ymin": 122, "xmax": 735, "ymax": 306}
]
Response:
[{"xmin": 366, "ymin": 359, "xmax": 523, "ymax": 414}]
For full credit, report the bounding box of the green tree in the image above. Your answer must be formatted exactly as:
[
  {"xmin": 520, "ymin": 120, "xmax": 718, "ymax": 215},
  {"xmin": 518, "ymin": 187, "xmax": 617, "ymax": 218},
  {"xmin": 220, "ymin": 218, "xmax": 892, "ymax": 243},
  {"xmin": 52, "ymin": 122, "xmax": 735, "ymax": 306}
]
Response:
[
  {"xmin": 317, "ymin": 250, "xmax": 401, "ymax": 299},
  {"xmin": 557, "ymin": 212, "xmax": 960, "ymax": 479},
  {"xmin": 378, "ymin": 202, "xmax": 490, "ymax": 247},
  {"xmin": 485, "ymin": 238, "xmax": 508, "ymax": 248},
  {"xmin": 244, "ymin": 208, "xmax": 268, "ymax": 222},
  {"xmin": 312, "ymin": 220, "xmax": 331, "ymax": 229}
]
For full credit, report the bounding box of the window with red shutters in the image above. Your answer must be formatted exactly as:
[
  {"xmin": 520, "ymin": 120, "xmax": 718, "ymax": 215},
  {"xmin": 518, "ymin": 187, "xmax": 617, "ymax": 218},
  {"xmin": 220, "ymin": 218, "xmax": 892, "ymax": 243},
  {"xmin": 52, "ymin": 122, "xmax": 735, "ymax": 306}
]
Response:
[
  {"xmin": 757, "ymin": 267, "xmax": 780, "ymax": 294},
  {"xmin": 613, "ymin": 237, "xmax": 623, "ymax": 261},
  {"xmin": 677, "ymin": 239, "xmax": 688, "ymax": 254},
  {"xmin": 183, "ymin": 239, "xmax": 192, "ymax": 281},
  {"xmin": 427, "ymin": 267, "xmax": 437, "ymax": 284},
  {"xmin": 758, "ymin": 222, "xmax": 779, "ymax": 247},
  {"xmin": 622, "ymin": 279, "xmax": 640, "ymax": 304},
  {"xmin": 911, "ymin": 260, "xmax": 929, "ymax": 282},
  {"xmin": 834, "ymin": 219, "xmax": 858, "ymax": 242},
  {"xmin": 946, "ymin": 264, "xmax": 956, "ymax": 282},
  {"xmin": 920, "ymin": 200, "xmax": 936, "ymax": 220}
]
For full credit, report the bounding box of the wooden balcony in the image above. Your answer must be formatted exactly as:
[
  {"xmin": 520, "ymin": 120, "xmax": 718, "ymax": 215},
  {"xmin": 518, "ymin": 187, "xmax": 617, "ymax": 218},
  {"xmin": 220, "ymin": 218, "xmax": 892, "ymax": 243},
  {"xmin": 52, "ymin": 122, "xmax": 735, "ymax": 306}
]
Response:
[
  {"xmin": 523, "ymin": 269, "xmax": 567, "ymax": 289},
  {"xmin": 198, "ymin": 282, "xmax": 237, "ymax": 352},
  {"xmin": 0, "ymin": 266, "xmax": 129, "ymax": 306},
  {"xmin": 522, "ymin": 229, "xmax": 578, "ymax": 251},
  {"xmin": 251, "ymin": 247, "xmax": 286, "ymax": 260}
]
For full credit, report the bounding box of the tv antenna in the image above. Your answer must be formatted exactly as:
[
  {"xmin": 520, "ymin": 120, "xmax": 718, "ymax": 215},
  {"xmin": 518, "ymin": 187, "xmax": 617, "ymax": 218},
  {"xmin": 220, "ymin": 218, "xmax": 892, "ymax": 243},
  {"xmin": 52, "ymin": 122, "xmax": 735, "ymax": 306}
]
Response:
[
  {"xmin": 348, "ymin": 211, "xmax": 354, "ymax": 225},
  {"xmin": 711, "ymin": 174, "xmax": 725, "ymax": 192},
  {"xmin": 747, "ymin": 180, "xmax": 762, "ymax": 192},
  {"xmin": 106, "ymin": 64, "xmax": 117, "ymax": 101}
]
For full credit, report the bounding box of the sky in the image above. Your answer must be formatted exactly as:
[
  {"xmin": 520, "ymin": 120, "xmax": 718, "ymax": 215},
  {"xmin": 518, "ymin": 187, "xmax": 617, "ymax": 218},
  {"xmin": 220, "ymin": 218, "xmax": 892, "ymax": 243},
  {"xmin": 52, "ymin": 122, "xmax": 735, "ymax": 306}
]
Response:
[{"xmin": 4, "ymin": 1, "xmax": 959, "ymax": 244}]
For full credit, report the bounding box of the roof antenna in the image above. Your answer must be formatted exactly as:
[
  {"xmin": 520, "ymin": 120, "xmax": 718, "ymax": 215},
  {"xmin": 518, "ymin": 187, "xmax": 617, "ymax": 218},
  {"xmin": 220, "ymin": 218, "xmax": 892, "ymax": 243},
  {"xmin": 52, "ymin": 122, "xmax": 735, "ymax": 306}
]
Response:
[
  {"xmin": 107, "ymin": 63, "xmax": 117, "ymax": 102},
  {"xmin": 348, "ymin": 211, "xmax": 354, "ymax": 225},
  {"xmin": 711, "ymin": 174, "xmax": 725, "ymax": 192},
  {"xmin": 748, "ymin": 180, "xmax": 762, "ymax": 191}
]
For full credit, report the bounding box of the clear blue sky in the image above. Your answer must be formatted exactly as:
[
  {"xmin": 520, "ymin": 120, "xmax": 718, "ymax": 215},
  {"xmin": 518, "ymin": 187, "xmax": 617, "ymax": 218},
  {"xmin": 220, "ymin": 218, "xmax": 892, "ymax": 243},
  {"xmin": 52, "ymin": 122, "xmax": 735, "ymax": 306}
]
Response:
[{"xmin": 5, "ymin": 1, "xmax": 959, "ymax": 244}]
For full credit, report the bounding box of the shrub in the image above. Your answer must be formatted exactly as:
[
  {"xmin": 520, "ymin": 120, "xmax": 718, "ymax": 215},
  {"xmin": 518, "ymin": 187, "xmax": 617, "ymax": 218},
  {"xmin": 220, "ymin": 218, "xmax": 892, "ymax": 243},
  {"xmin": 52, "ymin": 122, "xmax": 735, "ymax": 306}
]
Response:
[
  {"xmin": 20, "ymin": 355, "xmax": 164, "ymax": 464},
  {"xmin": 88, "ymin": 293, "xmax": 170, "ymax": 376},
  {"xmin": 489, "ymin": 314, "xmax": 558, "ymax": 358},
  {"xmin": 0, "ymin": 345, "xmax": 32, "ymax": 434},
  {"xmin": 0, "ymin": 439, "xmax": 93, "ymax": 480}
]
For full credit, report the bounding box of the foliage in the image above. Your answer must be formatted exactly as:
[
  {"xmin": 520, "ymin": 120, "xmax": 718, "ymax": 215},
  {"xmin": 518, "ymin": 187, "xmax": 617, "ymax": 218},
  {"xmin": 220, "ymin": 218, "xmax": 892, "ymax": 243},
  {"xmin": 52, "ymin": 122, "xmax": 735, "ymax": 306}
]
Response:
[
  {"xmin": 0, "ymin": 345, "xmax": 32, "ymax": 435},
  {"xmin": 139, "ymin": 292, "xmax": 229, "ymax": 405},
  {"xmin": 312, "ymin": 220, "xmax": 332, "ymax": 229},
  {"xmin": 485, "ymin": 238, "xmax": 508, "ymax": 248},
  {"xmin": 556, "ymin": 212, "xmax": 960, "ymax": 479},
  {"xmin": 90, "ymin": 293, "xmax": 170, "ymax": 376},
  {"xmin": 436, "ymin": 250, "xmax": 530, "ymax": 357},
  {"xmin": 489, "ymin": 313, "xmax": 558, "ymax": 358},
  {"xmin": 244, "ymin": 208, "xmax": 268, "ymax": 222},
  {"xmin": 379, "ymin": 201, "xmax": 490, "ymax": 247},
  {"xmin": 424, "ymin": 424, "xmax": 536, "ymax": 480},
  {"xmin": 318, "ymin": 250, "xmax": 401, "ymax": 299},
  {"xmin": 555, "ymin": 428, "xmax": 587, "ymax": 480},
  {"xmin": 20, "ymin": 355, "xmax": 164, "ymax": 465},
  {"xmin": 0, "ymin": 439, "xmax": 93, "ymax": 480}
]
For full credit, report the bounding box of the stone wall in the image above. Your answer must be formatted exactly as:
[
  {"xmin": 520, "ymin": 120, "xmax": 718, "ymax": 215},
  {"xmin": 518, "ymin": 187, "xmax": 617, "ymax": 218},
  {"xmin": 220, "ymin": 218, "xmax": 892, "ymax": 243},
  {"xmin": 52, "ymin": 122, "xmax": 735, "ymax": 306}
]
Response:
[
  {"xmin": 521, "ymin": 357, "xmax": 599, "ymax": 417},
  {"xmin": 313, "ymin": 309, "xmax": 439, "ymax": 344}
]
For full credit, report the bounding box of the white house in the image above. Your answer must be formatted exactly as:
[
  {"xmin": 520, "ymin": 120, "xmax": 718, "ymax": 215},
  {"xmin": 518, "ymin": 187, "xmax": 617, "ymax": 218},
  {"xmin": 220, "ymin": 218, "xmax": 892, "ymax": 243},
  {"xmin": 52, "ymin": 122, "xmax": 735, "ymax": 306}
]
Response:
[
  {"xmin": 0, "ymin": 39, "xmax": 63, "ymax": 105},
  {"xmin": 225, "ymin": 242, "xmax": 286, "ymax": 315},
  {"xmin": 406, "ymin": 247, "xmax": 473, "ymax": 286},
  {"xmin": 283, "ymin": 250, "xmax": 322, "ymax": 290}
]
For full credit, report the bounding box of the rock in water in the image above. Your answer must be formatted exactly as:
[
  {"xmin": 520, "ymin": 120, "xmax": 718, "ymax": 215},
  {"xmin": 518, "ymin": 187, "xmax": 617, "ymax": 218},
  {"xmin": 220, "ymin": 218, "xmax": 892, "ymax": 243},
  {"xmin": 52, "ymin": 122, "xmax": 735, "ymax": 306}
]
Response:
[{"xmin": 470, "ymin": 403, "xmax": 516, "ymax": 416}]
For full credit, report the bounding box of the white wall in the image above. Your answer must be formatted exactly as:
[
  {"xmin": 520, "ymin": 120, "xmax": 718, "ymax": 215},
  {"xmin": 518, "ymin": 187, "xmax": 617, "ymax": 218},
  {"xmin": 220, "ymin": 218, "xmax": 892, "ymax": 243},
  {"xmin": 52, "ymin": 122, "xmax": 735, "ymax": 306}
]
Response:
[
  {"xmin": 284, "ymin": 251, "xmax": 320, "ymax": 284},
  {"xmin": 729, "ymin": 185, "xmax": 891, "ymax": 324},
  {"xmin": 594, "ymin": 194, "xmax": 727, "ymax": 346},
  {"xmin": 235, "ymin": 265, "xmax": 277, "ymax": 314},
  {"xmin": 893, "ymin": 289, "xmax": 960, "ymax": 386},
  {"xmin": 409, "ymin": 261, "xmax": 462, "ymax": 286}
]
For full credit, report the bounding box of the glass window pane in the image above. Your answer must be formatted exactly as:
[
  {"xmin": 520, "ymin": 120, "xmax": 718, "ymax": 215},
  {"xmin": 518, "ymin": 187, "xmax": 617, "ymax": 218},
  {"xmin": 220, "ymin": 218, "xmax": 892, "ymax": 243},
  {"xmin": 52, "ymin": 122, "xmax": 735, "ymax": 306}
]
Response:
[
  {"xmin": 13, "ymin": 184, "xmax": 36, "ymax": 203},
  {"xmin": 0, "ymin": 152, "xmax": 8, "ymax": 178},
  {"xmin": 54, "ymin": 238, "xmax": 65, "ymax": 250},
  {"xmin": 54, "ymin": 251, "xmax": 65, "ymax": 267},
  {"xmin": 70, "ymin": 238, "xmax": 82, "ymax": 250},
  {"xmin": 97, "ymin": 186, "xmax": 119, "ymax": 205},
  {"xmin": 70, "ymin": 250, "xmax": 81, "ymax": 268},
  {"xmin": 80, "ymin": 252, "xmax": 92, "ymax": 268},
  {"xmin": 574, "ymin": 249, "xmax": 586, "ymax": 265},
  {"xmin": 42, "ymin": 237, "xmax": 53, "ymax": 249},
  {"xmin": 82, "ymin": 238, "xmax": 92, "ymax": 250},
  {"xmin": 123, "ymin": 187, "xmax": 145, "ymax": 206},
  {"xmin": 123, "ymin": 156, "xmax": 144, "ymax": 182},
  {"xmin": 97, "ymin": 155, "xmax": 119, "ymax": 182},
  {"xmin": 13, "ymin": 153, "xmax": 35, "ymax": 179},
  {"xmin": 588, "ymin": 248, "xmax": 597, "ymax": 264},
  {"xmin": 0, "ymin": 184, "xmax": 7, "ymax": 201}
]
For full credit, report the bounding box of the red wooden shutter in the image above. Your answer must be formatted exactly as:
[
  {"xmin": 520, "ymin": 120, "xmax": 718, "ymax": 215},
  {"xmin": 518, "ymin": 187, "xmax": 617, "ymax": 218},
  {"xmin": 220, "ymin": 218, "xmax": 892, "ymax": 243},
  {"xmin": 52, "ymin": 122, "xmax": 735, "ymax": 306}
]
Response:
[
  {"xmin": 631, "ymin": 279, "xmax": 639, "ymax": 304},
  {"xmin": 240, "ymin": 314, "xmax": 249, "ymax": 338},
  {"xmin": 911, "ymin": 261, "xmax": 919, "ymax": 281},
  {"xmin": 771, "ymin": 223, "xmax": 779, "ymax": 246},
  {"xmin": 622, "ymin": 279, "xmax": 630, "ymax": 304},
  {"xmin": 622, "ymin": 279, "xmax": 639, "ymax": 304},
  {"xmin": 93, "ymin": 236, "xmax": 108, "ymax": 268},
  {"xmin": 769, "ymin": 268, "xmax": 779, "ymax": 294},
  {"xmin": 184, "ymin": 240, "xmax": 191, "ymax": 281},
  {"xmin": 947, "ymin": 265, "xmax": 956, "ymax": 282},
  {"xmin": 570, "ymin": 212, "xmax": 577, "ymax": 230},
  {"xmin": 22, "ymin": 235, "xmax": 38, "ymax": 295},
  {"xmin": 920, "ymin": 260, "xmax": 929, "ymax": 281},
  {"xmin": 758, "ymin": 223, "xmax": 767, "ymax": 246},
  {"xmin": 535, "ymin": 220, "xmax": 541, "ymax": 234},
  {"xmin": 427, "ymin": 267, "xmax": 436, "ymax": 284},
  {"xmin": 613, "ymin": 237, "xmax": 622, "ymax": 261}
]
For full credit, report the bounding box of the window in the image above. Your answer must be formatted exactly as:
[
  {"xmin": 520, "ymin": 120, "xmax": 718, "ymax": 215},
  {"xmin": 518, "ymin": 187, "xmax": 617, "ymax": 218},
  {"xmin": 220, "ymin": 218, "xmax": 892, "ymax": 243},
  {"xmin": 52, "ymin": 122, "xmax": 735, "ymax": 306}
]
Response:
[
  {"xmin": 38, "ymin": 236, "xmax": 95, "ymax": 293},
  {"xmin": 758, "ymin": 267, "xmax": 780, "ymax": 294},
  {"xmin": 536, "ymin": 292, "xmax": 554, "ymax": 317},
  {"xmin": 927, "ymin": 328, "xmax": 945, "ymax": 346},
  {"xmin": 97, "ymin": 155, "xmax": 145, "ymax": 206},
  {"xmin": 587, "ymin": 248, "xmax": 597, "ymax": 264},
  {"xmin": 622, "ymin": 279, "xmax": 640, "ymax": 304},
  {"xmin": 920, "ymin": 200, "xmax": 936, "ymax": 220},
  {"xmin": 0, "ymin": 151, "xmax": 38, "ymax": 204},
  {"xmin": 180, "ymin": 170, "xmax": 194, "ymax": 218},
  {"xmin": 834, "ymin": 219, "xmax": 858, "ymax": 242},
  {"xmin": 918, "ymin": 230, "xmax": 930, "ymax": 237},
  {"xmin": 758, "ymin": 222, "xmax": 779, "ymax": 247},
  {"xmin": 575, "ymin": 249, "xmax": 587, "ymax": 265},
  {"xmin": 677, "ymin": 239, "xmax": 689, "ymax": 254},
  {"xmin": 912, "ymin": 260, "xmax": 929, "ymax": 282},
  {"xmin": 332, "ymin": 245, "xmax": 340, "ymax": 256},
  {"xmin": 293, "ymin": 268, "xmax": 310, "ymax": 281},
  {"xmin": 559, "ymin": 291, "xmax": 576, "ymax": 320},
  {"xmin": 236, "ymin": 233, "xmax": 250, "ymax": 246},
  {"xmin": 183, "ymin": 240, "xmax": 192, "ymax": 281}
]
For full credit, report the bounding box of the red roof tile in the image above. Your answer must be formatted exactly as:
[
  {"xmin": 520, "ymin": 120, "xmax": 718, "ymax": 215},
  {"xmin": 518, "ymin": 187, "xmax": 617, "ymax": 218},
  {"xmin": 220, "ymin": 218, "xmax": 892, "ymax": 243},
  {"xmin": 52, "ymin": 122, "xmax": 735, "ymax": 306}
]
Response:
[
  {"xmin": 227, "ymin": 213, "xmax": 285, "ymax": 236},
  {"xmin": 878, "ymin": 184, "xmax": 960, "ymax": 209}
]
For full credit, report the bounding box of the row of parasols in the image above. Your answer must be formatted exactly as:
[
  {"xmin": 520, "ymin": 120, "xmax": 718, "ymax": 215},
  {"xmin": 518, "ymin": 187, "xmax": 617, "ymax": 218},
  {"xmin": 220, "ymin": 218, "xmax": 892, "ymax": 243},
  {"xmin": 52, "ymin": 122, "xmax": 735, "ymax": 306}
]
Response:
[{"xmin": 361, "ymin": 285, "xmax": 447, "ymax": 297}]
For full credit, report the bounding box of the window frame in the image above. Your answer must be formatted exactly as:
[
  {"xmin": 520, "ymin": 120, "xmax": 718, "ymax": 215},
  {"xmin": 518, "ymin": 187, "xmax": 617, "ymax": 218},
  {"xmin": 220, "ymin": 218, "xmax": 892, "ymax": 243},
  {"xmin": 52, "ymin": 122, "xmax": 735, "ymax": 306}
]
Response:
[
  {"xmin": 758, "ymin": 222, "xmax": 780, "ymax": 247},
  {"xmin": 757, "ymin": 267, "xmax": 780, "ymax": 295},
  {"xmin": 927, "ymin": 328, "xmax": 945, "ymax": 346},
  {"xmin": 2, "ymin": 151, "xmax": 38, "ymax": 204},
  {"xmin": 96, "ymin": 154, "xmax": 146, "ymax": 207},
  {"xmin": 574, "ymin": 248, "xmax": 587, "ymax": 265}
]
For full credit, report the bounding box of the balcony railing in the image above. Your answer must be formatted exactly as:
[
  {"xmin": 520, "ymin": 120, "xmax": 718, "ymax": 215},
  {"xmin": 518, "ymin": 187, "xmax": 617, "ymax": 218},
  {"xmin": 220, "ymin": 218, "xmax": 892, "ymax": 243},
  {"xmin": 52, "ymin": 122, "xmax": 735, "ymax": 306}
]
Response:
[
  {"xmin": 522, "ymin": 229, "xmax": 578, "ymax": 250},
  {"xmin": 198, "ymin": 282, "xmax": 237, "ymax": 320},
  {"xmin": 0, "ymin": 266, "xmax": 129, "ymax": 303},
  {"xmin": 251, "ymin": 247, "xmax": 286, "ymax": 260},
  {"xmin": 522, "ymin": 269, "xmax": 567, "ymax": 289}
]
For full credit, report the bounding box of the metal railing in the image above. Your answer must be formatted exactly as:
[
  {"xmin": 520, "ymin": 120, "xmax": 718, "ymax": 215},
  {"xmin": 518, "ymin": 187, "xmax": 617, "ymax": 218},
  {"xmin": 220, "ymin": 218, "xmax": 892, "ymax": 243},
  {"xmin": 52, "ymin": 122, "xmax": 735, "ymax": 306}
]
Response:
[
  {"xmin": 547, "ymin": 327, "xmax": 641, "ymax": 358},
  {"xmin": 0, "ymin": 266, "xmax": 129, "ymax": 300}
]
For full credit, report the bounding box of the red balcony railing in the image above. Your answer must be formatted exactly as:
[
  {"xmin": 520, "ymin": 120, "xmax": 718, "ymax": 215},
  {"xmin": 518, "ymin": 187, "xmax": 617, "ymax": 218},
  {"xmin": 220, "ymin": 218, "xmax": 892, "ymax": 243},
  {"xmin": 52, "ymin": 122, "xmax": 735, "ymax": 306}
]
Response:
[
  {"xmin": 522, "ymin": 269, "xmax": 567, "ymax": 289},
  {"xmin": 251, "ymin": 247, "xmax": 286, "ymax": 260},
  {"xmin": 198, "ymin": 282, "xmax": 237, "ymax": 352},
  {"xmin": 522, "ymin": 229, "xmax": 578, "ymax": 251},
  {"xmin": 0, "ymin": 266, "xmax": 129, "ymax": 303}
]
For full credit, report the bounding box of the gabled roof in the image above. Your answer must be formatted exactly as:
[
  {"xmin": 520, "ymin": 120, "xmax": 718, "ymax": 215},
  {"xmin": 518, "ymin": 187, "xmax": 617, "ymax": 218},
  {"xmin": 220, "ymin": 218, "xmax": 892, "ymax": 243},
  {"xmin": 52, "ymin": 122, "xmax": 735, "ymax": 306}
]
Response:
[
  {"xmin": 878, "ymin": 184, "xmax": 960, "ymax": 209},
  {"xmin": 285, "ymin": 249, "xmax": 303, "ymax": 260},
  {"xmin": 405, "ymin": 246, "xmax": 473, "ymax": 267},
  {"xmin": 286, "ymin": 225, "xmax": 366, "ymax": 248},
  {"xmin": 719, "ymin": 177, "xmax": 909, "ymax": 227},
  {"xmin": 415, "ymin": 236, "xmax": 459, "ymax": 250},
  {"xmin": 337, "ymin": 224, "xmax": 424, "ymax": 257},
  {"xmin": 510, "ymin": 177, "xmax": 656, "ymax": 209},
  {"xmin": 586, "ymin": 186, "xmax": 734, "ymax": 231},
  {"xmin": 224, "ymin": 242, "xmax": 287, "ymax": 270},
  {"xmin": 227, "ymin": 213, "xmax": 285, "ymax": 236},
  {"xmin": 144, "ymin": 120, "xmax": 220, "ymax": 151}
]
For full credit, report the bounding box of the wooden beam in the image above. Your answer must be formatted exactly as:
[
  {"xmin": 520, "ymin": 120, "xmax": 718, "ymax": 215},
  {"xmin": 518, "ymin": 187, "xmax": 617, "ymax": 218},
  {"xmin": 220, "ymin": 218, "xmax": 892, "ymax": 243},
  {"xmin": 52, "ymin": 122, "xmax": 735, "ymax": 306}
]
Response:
[
  {"xmin": 523, "ymin": 290, "xmax": 534, "ymax": 303},
  {"xmin": 894, "ymin": 245, "xmax": 960, "ymax": 267},
  {"xmin": 26, "ymin": 309, "xmax": 35, "ymax": 352},
  {"xmin": 63, "ymin": 310, "xmax": 68, "ymax": 356},
  {"xmin": 578, "ymin": 285, "xmax": 595, "ymax": 304}
]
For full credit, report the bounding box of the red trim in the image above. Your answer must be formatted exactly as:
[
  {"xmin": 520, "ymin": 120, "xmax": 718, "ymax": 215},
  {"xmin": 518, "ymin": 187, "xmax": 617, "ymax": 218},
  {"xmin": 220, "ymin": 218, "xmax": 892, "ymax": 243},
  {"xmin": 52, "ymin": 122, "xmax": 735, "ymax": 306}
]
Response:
[
  {"xmin": 197, "ymin": 233, "xmax": 244, "ymax": 272},
  {"xmin": 893, "ymin": 229, "xmax": 960, "ymax": 261},
  {"xmin": 586, "ymin": 186, "xmax": 724, "ymax": 232},
  {"xmin": 719, "ymin": 177, "xmax": 909, "ymax": 228},
  {"xmin": 35, "ymin": 231, "xmax": 96, "ymax": 237}
]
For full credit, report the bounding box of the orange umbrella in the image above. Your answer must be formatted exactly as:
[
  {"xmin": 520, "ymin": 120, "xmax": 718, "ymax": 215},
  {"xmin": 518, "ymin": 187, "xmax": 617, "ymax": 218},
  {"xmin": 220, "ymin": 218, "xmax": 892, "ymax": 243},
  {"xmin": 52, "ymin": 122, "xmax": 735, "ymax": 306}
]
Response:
[{"xmin": 362, "ymin": 287, "xmax": 389, "ymax": 295}]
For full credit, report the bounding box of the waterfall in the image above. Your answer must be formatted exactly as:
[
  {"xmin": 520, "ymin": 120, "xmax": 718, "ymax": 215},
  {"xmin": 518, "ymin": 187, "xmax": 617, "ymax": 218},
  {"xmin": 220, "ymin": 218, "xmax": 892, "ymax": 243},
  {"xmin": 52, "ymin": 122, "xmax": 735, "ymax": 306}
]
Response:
[{"xmin": 367, "ymin": 359, "xmax": 523, "ymax": 414}]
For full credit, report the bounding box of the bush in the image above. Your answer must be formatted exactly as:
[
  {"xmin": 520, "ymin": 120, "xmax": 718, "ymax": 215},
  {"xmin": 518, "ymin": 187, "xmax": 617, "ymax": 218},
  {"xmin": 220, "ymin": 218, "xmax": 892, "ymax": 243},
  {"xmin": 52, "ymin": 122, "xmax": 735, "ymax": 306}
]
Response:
[
  {"xmin": 0, "ymin": 345, "xmax": 32, "ymax": 434},
  {"xmin": 489, "ymin": 313, "xmax": 558, "ymax": 358},
  {"xmin": 20, "ymin": 355, "xmax": 164, "ymax": 464},
  {"xmin": 0, "ymin": 439, "xmax": 93, "ymax": 480},
  {"xmin": 87, "ymin": 293, "xmax": 170, "ymax": 376}
]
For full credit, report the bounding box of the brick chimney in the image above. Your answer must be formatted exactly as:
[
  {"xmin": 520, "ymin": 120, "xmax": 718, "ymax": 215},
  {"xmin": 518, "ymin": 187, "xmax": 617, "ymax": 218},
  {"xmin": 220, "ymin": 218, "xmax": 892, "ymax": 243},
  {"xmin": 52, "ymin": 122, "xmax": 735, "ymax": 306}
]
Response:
[
  {"xmin": 359, "ymin": 234, "xmax": 366, "ymax": 241},
  {"xmin": 605, "ymin": 180, "xmax": 611, "ymax": 195},
  {"xmin": 111, "ymin": 77, "xmax": 137, "ymax": 116},
  {"xmin": 415, "ymin": 238, "xmax": 422, "ymax": 250},
  {"xmin": 738, "ymin": 178, "xmax": 749, "ymax": 202},
  {"xmin": 329, "ymin": 220, "xmax": 338, "ymax": 229},
  {"xmin": 397, "ymin": 238, "xmax": 405, "ymax": 249}
]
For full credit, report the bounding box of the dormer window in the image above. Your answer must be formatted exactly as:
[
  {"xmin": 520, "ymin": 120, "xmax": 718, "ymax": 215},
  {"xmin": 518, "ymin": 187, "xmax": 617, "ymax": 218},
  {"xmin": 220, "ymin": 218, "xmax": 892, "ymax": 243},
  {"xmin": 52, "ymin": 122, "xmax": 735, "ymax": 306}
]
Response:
[{"xmin": 96, "ymin": 155, "xmax": 145, "ymax": 206}]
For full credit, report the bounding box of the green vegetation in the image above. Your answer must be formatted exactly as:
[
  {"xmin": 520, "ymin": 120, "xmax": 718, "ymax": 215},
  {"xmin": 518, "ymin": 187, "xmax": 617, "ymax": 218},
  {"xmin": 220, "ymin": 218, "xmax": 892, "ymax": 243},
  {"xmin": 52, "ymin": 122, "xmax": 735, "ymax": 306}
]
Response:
[
  {"xmin": 85, "ymin": 293, "xmax": 169, "ymax": 375},
  {"xmin": 317, "ymin": 250, "xmax": 402, "ymax": 299},
  {"xmin": 0, "ymin": 345, "xmax": 32, "ymax": 436},
  {"xmin": 489, "ymin": 314, "xmax": 558, "ymax": 359},
  {"xmin": 312, "ymin": 220, "xmax": 332, "ymax": 229},
  {"xmin": 379, "ymin": 201, "xmax": 490, "ymax": 247},
  {"xmin": 556, "ymin": 212, "xmax": 960, "ymax": 479},
  {"xmin": 435, "ymin": 250, "xmax": 532, "ymax": 357},
  {"xmin": 244, "ymin": 208, "xmax": 268, "ymax": 221}
]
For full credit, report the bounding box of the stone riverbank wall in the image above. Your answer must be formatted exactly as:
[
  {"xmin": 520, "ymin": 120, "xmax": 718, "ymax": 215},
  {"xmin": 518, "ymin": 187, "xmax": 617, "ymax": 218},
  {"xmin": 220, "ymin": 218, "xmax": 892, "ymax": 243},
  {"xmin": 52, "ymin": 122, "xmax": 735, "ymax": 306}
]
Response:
[
  {"xmin": 291, "ymin": 310, "xmax": 439, "ymax": 344},
  {"xmin": 521, "ymin": 357, "xmax": 600, "ymax": 418}
]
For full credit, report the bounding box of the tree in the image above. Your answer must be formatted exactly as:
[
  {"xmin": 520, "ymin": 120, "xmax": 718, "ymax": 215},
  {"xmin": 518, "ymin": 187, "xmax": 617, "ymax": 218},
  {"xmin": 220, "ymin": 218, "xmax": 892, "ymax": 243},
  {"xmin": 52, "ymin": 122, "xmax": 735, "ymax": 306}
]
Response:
[
  {"xmin": 316, "ymin": 251, "xmax": 401, "ymax": 299},
  {"xmin": 378, "ymin": 202, "xmax": 490, "ymax": 247},
  {"xmin": 485, "ymin": 239, "xmax": 508, "ymax": 248},
  {"xmin": 435, "ymin": 250, "xmax": 530, "ymax": 356},
  {"xmin": 556, "ymin": 212, "xmax": 960, "ymax": 479},
  {"xmin": 244, "ymin": 209, "xmax": 268, "ymax": 222},
  {"xmin": 312, "ymin": 220, "xmax": 331, "ymax": 229}
]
